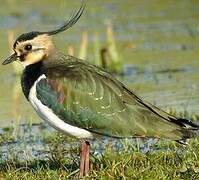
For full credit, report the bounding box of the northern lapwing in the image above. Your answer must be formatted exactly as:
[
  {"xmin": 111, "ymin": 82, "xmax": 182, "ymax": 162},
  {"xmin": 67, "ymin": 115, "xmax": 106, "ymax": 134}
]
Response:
[{"xmin": 2, "ymin": 1, "xmax": 199, "ymax": 178}]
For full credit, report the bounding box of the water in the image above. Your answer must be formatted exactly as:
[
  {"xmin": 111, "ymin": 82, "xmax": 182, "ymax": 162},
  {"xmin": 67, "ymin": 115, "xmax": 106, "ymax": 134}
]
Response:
[
  {"xmin": 0, "ymin": 0, "xmax": 199, "ymax": 126},
  {"xmin": 0, "ymin": 123, "xmax": 174, "ymax": 162}
]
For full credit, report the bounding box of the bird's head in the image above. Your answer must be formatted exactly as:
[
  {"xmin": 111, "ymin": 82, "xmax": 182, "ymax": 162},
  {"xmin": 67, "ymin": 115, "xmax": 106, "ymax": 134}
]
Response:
[{"xmin": 2, "ymin": 1, "xmax": 85, "ymax": 67}]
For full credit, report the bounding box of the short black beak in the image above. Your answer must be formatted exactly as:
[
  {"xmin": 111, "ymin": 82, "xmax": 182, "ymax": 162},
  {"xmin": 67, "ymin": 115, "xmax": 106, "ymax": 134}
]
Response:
[{"xmin": 2, "ymin": 53, "xmax": 18, "ymax": 65}]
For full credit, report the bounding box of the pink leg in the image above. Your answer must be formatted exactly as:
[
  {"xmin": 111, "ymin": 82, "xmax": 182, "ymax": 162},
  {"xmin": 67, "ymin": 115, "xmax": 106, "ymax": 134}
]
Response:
[
  {"xmin": 79, "ymin": 141, "xmax": 90, "ymax": 179},
  {"xmin": 84, "ymin": 141, "xmax": 90, "ymax": 176}
]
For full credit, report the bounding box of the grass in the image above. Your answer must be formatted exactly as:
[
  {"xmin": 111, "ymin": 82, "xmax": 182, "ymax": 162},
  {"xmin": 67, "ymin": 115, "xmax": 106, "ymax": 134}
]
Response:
[
  {"xmin": 1, "ymin": 138, "xmax": 199, "ymax": 179},
  {"xmin": 0, "ymin": 113, "xmax": 199, "ymax": 179}
]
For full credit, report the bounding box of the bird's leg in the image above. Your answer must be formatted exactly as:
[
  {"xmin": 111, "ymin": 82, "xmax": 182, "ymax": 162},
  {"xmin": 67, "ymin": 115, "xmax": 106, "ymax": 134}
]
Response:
[
  {"xmin": 79, "ymin": 141, "xmax": 86, "ymax": 178},
  {"xmin": 84, "ymin": 141, "xmax": 90, "ymax": 176},
  {"xmin": 79, "ymin": 140, "xmax": 90, "ymax": 178}
]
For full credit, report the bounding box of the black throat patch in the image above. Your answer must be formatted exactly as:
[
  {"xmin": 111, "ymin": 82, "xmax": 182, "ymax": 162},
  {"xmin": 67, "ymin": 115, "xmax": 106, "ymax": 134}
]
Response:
[{"xmin": 21, "ymin": 61, "xmax": 43, "ymax": 100}]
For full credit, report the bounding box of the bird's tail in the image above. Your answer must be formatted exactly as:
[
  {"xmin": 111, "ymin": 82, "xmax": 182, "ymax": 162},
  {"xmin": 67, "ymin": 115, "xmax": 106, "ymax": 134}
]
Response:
[{"xmin": 171, "ymin": 118, "xmax": 199, "ymax": 140}]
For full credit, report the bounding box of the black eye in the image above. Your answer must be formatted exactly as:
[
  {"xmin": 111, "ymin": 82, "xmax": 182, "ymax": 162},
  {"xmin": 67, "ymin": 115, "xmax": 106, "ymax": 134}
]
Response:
[{"xmin": 24, "ymin": 44, "xmax": 32, "ymax": 51}]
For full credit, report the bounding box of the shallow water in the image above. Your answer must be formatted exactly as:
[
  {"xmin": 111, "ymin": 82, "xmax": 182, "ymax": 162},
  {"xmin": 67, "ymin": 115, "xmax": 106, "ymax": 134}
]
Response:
[
  {"xmin": 0, "ymin": 123, "xmax": 173, "ymax": 162},
  {"xmin": 0, "ymin": 0, "xmax": 199, "ymax": 127}
]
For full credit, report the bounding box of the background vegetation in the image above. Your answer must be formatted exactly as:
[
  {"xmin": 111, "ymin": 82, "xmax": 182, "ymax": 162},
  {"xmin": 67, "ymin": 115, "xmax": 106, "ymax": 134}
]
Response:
[{"xmin": 0, "ymin": 0, "xmax": 199, "ymax": 179}]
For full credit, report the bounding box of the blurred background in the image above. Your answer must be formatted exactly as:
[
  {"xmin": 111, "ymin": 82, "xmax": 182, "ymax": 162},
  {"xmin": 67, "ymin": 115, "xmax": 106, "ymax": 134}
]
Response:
[{"xmin": 0, "ymin": 0, "xmax": 199, "ymax": 127}]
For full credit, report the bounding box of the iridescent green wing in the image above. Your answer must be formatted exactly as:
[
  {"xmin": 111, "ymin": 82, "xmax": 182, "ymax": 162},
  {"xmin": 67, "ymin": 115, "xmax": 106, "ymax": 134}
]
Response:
[{"xmin": 36, "ymin": 57, "xmax": 188, "ymax": 140}]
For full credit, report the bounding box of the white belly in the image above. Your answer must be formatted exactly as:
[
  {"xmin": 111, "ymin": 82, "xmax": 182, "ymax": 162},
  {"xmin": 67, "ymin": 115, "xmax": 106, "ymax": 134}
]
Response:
[{"xmin": 28, "ymin": 74, "xmax": 93, "ymax": 139}]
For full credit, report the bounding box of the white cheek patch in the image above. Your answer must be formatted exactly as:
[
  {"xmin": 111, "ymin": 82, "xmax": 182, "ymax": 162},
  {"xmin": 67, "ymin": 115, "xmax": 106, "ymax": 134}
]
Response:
[{"xmin": 22, "ymin": 50, "xmax": 45, "ymax": 67}]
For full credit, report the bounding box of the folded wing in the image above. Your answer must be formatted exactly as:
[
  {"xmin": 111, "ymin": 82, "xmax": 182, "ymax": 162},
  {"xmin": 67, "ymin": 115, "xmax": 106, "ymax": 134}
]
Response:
[{"xmin": 36, "ymin": 56, "xmax": 199, "ymax": 140}]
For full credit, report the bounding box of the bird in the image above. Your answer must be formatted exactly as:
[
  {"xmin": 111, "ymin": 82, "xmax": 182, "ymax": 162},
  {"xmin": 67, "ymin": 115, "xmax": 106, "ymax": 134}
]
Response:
[{"xmin": 2, "ymin": 1, "xmax": 199, "ymax": 178}]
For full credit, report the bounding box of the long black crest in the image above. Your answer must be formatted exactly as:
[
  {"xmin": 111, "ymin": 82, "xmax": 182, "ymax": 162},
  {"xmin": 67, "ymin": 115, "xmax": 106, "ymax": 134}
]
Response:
[
  {"xmin": 13, "ymin": 1, "xmax": 86, "ymax": 48},
  {"xmin": 42, "ymin": 0, "xmax": 86, "ymax": 36}
]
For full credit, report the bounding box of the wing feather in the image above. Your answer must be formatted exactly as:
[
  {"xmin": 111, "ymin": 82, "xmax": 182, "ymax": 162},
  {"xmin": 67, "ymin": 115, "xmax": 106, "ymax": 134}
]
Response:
[{"xmin": 36, "ymin": 56, "xmax": 190, "ymax": 139}]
